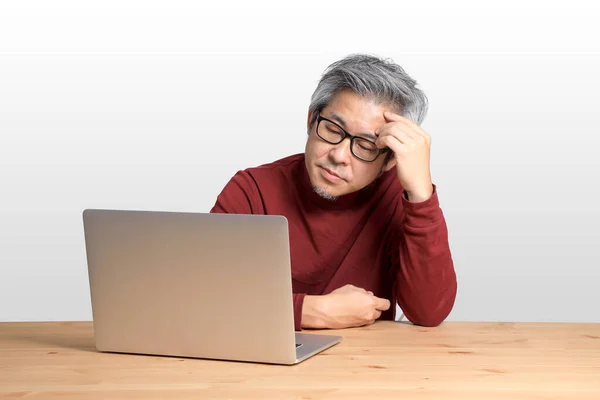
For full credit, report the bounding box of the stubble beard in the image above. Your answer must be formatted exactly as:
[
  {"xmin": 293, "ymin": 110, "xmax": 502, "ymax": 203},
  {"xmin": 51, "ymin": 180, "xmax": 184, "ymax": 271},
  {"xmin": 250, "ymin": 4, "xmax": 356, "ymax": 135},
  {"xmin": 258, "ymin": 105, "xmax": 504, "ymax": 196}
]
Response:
[{"xmin": 313, "ymin": 185, "xmax": 338, "ymax": 201}]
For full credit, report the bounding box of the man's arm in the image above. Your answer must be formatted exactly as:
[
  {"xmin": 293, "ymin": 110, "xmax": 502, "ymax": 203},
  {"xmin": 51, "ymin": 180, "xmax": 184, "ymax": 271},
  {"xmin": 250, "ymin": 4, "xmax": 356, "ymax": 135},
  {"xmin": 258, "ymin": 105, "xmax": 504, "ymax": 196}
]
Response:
[
  {"xmin": 390, "ymin": 185, "xmax": 457, "ymax": 327},
  {"xmin": 374, "ymin": 111, "xmax": 457, "ymax": 327},
  {"xmin": 210, "ymin": 170, "xmax": 308, "ymax": 331}
]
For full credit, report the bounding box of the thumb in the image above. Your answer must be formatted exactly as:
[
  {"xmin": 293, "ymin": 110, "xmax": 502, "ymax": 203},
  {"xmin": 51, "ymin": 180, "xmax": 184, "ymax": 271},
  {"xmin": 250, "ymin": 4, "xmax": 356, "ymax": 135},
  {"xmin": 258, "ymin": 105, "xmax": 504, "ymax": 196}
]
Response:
[{"xmin": 374, "ymin": 296, "xmax": 391, "ymax": 311}]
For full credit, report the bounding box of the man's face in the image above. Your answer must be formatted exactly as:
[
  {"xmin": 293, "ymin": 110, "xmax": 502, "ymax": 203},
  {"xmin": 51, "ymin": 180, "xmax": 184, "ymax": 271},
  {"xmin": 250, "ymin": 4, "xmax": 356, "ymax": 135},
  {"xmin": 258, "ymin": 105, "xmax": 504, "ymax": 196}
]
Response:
[{"xmin": 304, "ymin": 89, "xmax": 395, "ymax": 200}]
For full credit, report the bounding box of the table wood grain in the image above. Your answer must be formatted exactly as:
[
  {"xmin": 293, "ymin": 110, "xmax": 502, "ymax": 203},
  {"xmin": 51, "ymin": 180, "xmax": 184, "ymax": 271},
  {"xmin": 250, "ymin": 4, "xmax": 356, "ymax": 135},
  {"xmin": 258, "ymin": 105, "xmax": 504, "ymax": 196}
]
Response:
[{"xmin": 1, "ymin": 321, "xmax": 599, "ymax": 399}]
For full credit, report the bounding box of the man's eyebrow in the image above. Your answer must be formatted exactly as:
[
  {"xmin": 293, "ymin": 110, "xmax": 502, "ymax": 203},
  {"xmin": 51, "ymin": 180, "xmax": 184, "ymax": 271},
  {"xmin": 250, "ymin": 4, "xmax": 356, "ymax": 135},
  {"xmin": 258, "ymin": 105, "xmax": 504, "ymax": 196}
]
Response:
[
  {"xmin": 329, "ymin": 112, "xmax": 378, "ymax": 141},
  {"xmin": 329, "ymin": 112, "xmax": 347, "ymax": 127}
]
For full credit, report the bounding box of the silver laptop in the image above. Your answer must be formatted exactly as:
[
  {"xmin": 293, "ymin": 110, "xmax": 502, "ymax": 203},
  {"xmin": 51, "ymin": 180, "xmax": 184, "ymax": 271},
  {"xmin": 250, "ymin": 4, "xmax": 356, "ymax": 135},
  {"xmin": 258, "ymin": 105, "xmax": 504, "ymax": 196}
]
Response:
[{"xmin": 82, "ymin": 209, "xmax": 341, "ymax": 365}]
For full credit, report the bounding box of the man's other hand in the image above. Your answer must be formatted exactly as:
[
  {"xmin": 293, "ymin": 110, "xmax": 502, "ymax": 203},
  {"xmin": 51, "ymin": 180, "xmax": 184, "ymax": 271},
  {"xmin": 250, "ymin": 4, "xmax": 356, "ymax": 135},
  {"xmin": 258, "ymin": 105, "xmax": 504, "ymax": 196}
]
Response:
[{"xmin": 301, "ymin": 284, "xmax": 391, "ymax": 329}]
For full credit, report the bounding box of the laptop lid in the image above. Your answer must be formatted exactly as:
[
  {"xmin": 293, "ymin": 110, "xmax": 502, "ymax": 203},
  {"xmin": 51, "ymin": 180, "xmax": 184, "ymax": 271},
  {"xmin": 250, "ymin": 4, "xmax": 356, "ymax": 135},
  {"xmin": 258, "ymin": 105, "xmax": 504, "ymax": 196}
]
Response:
[{"xmin": 83, "ymin": 209, "xmax": 298, "ymax": 364}]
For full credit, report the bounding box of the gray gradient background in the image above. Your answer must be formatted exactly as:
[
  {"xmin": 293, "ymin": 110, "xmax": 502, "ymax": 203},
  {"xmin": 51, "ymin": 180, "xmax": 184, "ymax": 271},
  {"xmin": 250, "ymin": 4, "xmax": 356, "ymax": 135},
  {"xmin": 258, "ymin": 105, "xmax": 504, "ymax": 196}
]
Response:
[{"xmin": 1, "ymin": 1, "xmax": 599, "ymax": 323}]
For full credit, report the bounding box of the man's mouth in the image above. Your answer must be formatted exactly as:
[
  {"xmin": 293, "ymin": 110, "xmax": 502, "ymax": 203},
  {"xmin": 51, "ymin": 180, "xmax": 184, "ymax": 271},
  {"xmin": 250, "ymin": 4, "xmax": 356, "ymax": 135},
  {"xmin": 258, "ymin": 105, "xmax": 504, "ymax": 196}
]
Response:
[{"xmin": 320, "ymin": 166, "xmax": 343, "ymax": 183}]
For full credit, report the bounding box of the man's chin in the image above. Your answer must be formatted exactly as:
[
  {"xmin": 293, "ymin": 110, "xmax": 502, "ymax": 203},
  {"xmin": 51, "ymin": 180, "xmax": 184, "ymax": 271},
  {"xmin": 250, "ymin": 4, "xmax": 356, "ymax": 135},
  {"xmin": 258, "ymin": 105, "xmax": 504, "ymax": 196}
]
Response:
[{"xmin": 313, "ymin": 185, "xmax": 339, "ymax": 201}]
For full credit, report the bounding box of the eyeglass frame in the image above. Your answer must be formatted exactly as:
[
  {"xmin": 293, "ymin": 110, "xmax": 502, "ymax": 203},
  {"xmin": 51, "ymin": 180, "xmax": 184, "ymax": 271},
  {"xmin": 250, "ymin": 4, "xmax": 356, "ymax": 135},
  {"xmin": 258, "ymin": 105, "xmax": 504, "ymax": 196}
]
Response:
[{"xmin": 315, "ymin": 114, "xmax": 390, "ymax": 162}]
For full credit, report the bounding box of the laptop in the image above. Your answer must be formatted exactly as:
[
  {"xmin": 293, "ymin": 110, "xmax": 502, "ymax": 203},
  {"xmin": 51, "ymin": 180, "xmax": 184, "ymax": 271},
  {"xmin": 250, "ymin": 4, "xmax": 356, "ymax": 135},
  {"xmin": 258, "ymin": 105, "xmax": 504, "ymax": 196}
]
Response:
[{"xmin": 82, "ymin": 209, "xmax": 342, "ymax": 365}]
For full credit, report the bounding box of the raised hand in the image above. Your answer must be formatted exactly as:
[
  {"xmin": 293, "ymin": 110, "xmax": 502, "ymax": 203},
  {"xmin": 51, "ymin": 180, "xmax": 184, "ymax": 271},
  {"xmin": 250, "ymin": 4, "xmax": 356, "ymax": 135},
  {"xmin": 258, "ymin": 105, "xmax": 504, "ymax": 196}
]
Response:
[{"xmin": 375, "ymin": 111, "xmax": 433, "ymax": 202}]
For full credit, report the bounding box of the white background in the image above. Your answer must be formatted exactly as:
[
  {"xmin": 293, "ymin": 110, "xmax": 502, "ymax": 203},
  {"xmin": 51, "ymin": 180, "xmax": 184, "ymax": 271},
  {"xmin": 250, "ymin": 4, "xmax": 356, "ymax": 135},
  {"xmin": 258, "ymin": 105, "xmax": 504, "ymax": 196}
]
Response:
[{"xmin": 1, "ymin": 0, "xmax": 599, "ymax": 322}]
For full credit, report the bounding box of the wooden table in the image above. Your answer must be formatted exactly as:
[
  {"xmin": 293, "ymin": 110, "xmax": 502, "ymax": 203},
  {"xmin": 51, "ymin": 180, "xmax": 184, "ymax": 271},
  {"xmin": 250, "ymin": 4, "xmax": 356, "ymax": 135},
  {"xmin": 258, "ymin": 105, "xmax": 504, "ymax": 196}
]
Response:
[{"xmin": 1, "ymin": 321, "xmax": 599, "ymax": 399}]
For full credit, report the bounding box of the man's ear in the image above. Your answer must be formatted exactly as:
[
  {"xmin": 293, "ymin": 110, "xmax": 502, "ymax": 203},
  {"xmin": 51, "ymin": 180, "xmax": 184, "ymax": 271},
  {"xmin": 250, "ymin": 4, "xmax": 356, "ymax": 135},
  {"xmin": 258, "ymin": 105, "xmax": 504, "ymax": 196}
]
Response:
[
  {"xmin": 383, "ymin": 155, "xmax": 397, "ymax": 172},
  {"xmin": 306, "ymin": 110, "xmax": 313, "ymax": 134}
]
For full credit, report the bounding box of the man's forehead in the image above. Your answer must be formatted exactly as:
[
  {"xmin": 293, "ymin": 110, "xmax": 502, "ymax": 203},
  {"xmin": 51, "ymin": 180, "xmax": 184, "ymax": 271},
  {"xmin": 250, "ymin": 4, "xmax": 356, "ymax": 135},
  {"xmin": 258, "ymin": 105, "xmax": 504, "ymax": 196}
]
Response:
[{"xmin": 324, "ymin": 93, "xmax": 393, "ymax": 122}]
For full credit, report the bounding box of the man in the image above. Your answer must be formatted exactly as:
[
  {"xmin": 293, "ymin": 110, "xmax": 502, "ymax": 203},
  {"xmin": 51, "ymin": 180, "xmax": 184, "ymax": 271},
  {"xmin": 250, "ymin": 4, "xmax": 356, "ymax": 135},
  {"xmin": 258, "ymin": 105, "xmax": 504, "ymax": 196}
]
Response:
[{"xmin": 211, "ymin": 54, "xmax": 457, "ymax": 331}]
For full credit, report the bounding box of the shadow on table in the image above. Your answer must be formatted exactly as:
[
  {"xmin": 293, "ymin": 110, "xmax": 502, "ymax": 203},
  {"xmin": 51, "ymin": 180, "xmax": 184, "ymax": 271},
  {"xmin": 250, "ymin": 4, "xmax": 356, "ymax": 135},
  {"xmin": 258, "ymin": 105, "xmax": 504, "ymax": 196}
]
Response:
[{"xmin": 2, "ymin": 326, "xmax": 97, "ymax": 353}]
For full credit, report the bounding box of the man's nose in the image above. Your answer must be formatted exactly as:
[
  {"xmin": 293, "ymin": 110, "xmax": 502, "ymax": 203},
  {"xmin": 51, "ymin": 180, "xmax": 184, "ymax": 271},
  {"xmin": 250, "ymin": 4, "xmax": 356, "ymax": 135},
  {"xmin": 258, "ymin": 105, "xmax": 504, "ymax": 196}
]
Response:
[{"xmin": 329, "ymin": 138, "xmax": 352, "ymax": 164}]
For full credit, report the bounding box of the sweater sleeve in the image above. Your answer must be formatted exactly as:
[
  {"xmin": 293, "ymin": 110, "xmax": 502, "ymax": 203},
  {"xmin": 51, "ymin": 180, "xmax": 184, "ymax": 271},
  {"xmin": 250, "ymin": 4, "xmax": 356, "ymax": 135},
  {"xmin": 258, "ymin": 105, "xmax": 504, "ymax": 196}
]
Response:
[
  {"xmin": 210, "ymin": 170, "xmax": 307, "ymax": 331},
  {"xmin": 389, "ymin": 184, "xmax": 457, "ymax": 327},
  {"xmin": 210, "ymin": 170, "xmax": 263, "ymax": 215}
]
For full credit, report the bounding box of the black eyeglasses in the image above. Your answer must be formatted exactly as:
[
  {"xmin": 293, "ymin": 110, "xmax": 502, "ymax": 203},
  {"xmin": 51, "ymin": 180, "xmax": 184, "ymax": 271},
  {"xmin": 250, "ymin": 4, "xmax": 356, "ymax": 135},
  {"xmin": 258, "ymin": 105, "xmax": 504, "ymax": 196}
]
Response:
[{"xmin": 315, "ymin": 115, "xmax": 389, "ymax": 162}]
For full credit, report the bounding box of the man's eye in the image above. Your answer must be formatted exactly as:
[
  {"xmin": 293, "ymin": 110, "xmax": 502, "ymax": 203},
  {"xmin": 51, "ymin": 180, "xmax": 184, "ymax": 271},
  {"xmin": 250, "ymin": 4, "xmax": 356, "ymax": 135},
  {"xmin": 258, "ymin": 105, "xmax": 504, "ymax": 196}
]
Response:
[
  {"xmin": 325, "ymin": 124, "xmax": 343, "ymax": 135},
  {"xmin": 358, "ymin": 143, "xmax": 376, "ymax": 151}
]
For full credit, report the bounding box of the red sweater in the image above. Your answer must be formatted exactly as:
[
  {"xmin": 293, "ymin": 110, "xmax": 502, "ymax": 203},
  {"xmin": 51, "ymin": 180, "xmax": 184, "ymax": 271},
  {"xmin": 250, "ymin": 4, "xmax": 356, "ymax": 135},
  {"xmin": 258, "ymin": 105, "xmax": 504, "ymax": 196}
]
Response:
[{"xmin": 210, "ymin": 154, "xmax": 457, "ymax": 330}]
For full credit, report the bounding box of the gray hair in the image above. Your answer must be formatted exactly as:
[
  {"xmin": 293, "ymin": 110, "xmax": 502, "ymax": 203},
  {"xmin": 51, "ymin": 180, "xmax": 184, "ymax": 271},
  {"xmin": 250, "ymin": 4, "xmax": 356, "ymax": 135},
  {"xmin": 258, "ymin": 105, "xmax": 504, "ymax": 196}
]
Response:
[{"xmin": 308, "ymin": 54, "xmax": 428, "ymax": 127}]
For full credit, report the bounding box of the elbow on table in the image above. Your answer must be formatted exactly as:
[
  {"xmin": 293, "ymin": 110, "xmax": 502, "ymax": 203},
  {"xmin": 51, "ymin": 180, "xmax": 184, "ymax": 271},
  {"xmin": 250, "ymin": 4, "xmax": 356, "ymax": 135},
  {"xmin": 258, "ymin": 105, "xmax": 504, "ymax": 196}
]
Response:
[
  {"xmin": 403, "ymin": 289, "xmax": 457, "ymax": 327},
  {"xmin": 407, "ymin": 313, "xmax": 449, "ymax": 327}
]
